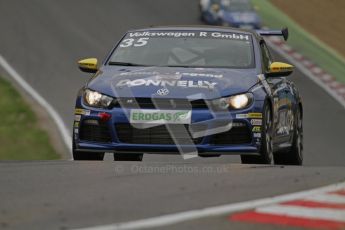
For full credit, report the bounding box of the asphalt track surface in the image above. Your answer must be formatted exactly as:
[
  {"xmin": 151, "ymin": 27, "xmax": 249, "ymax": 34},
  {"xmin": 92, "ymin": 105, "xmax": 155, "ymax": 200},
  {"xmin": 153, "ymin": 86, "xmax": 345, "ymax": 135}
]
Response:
[{"xmin": 0, "ymin": 0, "xmax": 345, "ymax": 229}]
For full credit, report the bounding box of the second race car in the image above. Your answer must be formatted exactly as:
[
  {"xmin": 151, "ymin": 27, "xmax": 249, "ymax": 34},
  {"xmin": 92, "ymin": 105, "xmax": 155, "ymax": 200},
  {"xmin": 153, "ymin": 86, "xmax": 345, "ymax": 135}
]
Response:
[{"xmin": 200, "ymin": 0, "xmax": 262, "ymax": 29}]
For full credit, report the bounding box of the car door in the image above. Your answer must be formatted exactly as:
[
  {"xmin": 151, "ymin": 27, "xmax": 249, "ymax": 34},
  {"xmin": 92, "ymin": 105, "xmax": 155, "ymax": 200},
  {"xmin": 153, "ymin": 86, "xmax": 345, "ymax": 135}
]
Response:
[{"xmin": 260, "ymin": 40, "xmax": 291, "ymax": 145}]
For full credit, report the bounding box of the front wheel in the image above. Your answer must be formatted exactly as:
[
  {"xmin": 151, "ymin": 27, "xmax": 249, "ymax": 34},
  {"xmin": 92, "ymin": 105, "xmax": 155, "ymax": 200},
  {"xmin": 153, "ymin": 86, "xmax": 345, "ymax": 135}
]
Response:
[
  {"xmin": 198, "ymin": 154, "xmax": 221, "ymax": 158},
  {"xmin": 73, "ymin": 150, "xmax": 105, "ymax": 161},
  {"xmin": 114, "ymin": 153, "xmax": 143, "ymax": 161},
  {"xmin": 241, "ymin": 104, "xmax": 273, "ymax": 164},
  {"xmin": 274, "ymin": 108, "xmax": 303, "ymax": 165}
]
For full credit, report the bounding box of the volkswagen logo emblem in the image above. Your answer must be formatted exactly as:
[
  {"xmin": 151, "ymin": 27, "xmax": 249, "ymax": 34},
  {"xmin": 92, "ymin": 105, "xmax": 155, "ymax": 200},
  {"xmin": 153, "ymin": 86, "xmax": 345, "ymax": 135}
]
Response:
[{"xmin": 157, "ymin": 88, "xmax": 169, "ymax": 96}]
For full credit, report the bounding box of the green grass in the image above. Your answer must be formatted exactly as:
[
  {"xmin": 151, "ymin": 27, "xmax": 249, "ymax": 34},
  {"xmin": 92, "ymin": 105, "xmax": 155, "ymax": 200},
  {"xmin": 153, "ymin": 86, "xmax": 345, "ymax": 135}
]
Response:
[
  {"xmin": 0, "ymin": 76, "xmax": 59, "ymax": 160},
  {"xmin": 251, "ymin": 0, "xmax": 345, "ymax": 84}
]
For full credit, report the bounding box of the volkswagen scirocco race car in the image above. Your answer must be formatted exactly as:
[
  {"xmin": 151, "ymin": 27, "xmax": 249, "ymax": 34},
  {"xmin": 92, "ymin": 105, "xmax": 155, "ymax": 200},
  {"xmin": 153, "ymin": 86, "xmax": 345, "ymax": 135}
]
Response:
[
  {"xmin": 73, "ymin": 26, "xmax": 303, "ymax": 165},
  {"xmin": 200, "ymin": 0, "xmax": 262, "ymax": 29}
]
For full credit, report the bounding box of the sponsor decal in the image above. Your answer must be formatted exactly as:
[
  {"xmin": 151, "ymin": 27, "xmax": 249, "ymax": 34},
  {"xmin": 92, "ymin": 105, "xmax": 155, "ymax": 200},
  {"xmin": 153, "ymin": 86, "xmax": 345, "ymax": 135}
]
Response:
[
  {"xmin": 119, "ymin": 71, "xmax": 160, "ymax": 76},
  {"xmin": 74, "ymin": 121, "xmax": 79, "ymax": 128},
  {"xmin": 130, "ymin": 109, "xmax": 192, "ymax": 124},
  {"xmin": 119, "ymin": 71, "xmax": 223, "ymax": 78},
  {"xmin": 75, "ymin": 108, "xmax": 90, "ymax": 115},
  {"xmin": 248, "ymin": 113, "xmax": 263, "ymax": 119},
  {"xmin": 201, "ymin": 32, "xmax": 250, "ymax": 41},
  {"xmin": 252, "ymin": 126, "xmax": 261, "ymax": 133},
  {"xmin": 127, "ymin": 31, "xmax": 250, "ymax": 41},
  {"xmin": 128, "ymin": 32, "xmax": 197, "ymax": 38},
  {"xmin": 236, "ymin": 113, "xmax": 263, "ymax": 119},
  {"xmin": 251, "ymin": 119, "xmax": 262, "ymax": 126},
  {"xmin": 75, "ymin": 115, "xmax": 81, "ymax": 122},
  {"xmin": 177, "ymin": 72, "xmax": 223, "ymax": 78},
  {"xmin": 236, "ymin": 114, "xmax": 249, "ymax": 119},
  {"xmin": 74, "ymin": 128, "xmax": 79, "ymax": 134},
  {"xmin": 119, "ymin": 32, "xmax": 250, "ymax": 50},
  {"xmin": 253, "ymin": 133, "xmax": 261, "ymax": 138},
  {"xmin": 116, "ymin": 79, "xmax": 217, "ymax": 89},
  {"xmin": 75, "ymin": 108, "xmax": 83, "ymax": 115},
  {"xmin": 272, "ymin": 66, "xmax": 293, "ymax": 71}
]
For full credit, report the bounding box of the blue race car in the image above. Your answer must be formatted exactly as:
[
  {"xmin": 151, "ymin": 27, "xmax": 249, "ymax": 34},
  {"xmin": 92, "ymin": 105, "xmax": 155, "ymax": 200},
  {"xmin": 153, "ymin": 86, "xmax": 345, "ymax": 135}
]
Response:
[
  {"xmin": 73, "ymin": 26, "xmax": 303, "ymax": 165},
  {"xmin": 200, "ymin": 0, "xmax": 262, "ymax": 29}
]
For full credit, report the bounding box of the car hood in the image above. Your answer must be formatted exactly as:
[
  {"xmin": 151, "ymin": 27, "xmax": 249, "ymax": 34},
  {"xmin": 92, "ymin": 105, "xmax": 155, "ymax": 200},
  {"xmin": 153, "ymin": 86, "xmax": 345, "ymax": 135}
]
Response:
[
  {"xmin": 87, "ymin": 66, "xmax": 259, "ymax": 100},
  {"xmin": 222, "ymin": 11, "xmax": 260, "ymax": 24}
]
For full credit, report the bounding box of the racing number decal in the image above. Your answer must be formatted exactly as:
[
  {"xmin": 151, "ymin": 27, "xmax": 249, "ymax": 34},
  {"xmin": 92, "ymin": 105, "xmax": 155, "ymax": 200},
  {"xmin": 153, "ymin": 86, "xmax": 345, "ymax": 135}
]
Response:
[
  {"xmin": 119, "ymin": 39, "xmax": 133, "ymax": 48},
  {"xmin": 134, "ymin": 38, "xmax": 149, "ymax": 47},
  {"xmin": 120, "ymin": 38, "xmax": 149, "ymax": 48}
]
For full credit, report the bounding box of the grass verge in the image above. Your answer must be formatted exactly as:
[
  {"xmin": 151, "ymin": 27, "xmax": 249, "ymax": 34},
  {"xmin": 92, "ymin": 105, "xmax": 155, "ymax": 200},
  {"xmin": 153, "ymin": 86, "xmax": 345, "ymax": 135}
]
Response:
[
  {"xmin": 251, "ymin": 0, "xmax": 345, "ymax": 84},
  {"xmin": 0, "ymin": 76, "xmax": 59, "ymax": 160}
]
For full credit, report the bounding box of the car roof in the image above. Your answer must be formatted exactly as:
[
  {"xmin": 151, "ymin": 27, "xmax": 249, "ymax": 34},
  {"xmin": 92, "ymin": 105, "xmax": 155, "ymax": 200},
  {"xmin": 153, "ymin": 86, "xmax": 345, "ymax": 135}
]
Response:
[
  {"xmin": 128, "ymin": 25, "xmax": 262, "ymax": 40},
  {"xmin": 212, "ymin": 0, "xmax": 251, "ymax": 4}
]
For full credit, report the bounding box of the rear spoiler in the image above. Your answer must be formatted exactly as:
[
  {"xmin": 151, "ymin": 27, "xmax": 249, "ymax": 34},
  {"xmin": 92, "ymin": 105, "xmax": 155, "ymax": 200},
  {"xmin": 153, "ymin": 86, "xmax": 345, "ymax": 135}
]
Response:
[{"xmin": 256, "ymin": 27, "xmax": 289, "ymax": 41}]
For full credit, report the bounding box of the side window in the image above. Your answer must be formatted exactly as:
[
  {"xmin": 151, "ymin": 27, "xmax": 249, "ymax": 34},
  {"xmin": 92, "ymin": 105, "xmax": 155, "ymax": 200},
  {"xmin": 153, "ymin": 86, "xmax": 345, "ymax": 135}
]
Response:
[{"xmin": 260, "ymin": 41, "xmax": 272, "ymax": 72}]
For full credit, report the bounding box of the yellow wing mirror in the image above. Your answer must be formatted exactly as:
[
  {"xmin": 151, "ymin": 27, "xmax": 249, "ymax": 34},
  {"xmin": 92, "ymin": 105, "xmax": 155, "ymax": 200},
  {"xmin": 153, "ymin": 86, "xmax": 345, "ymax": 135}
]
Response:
[
  {"xmin": 78, "ymin": 58, "xmax": 98, "ymax": 73},
  {"xmin": 267, "ymin": 62, "xmax": 294, "ymax": 77}
]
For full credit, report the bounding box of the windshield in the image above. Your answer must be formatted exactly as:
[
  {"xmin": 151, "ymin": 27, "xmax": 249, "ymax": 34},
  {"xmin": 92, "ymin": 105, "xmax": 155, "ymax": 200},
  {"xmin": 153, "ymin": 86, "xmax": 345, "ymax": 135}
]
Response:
[
  {"xmin": 212, "ymin": 0, "xmax": 253, "ymax": 12},
  {"xmin": 108, "ymin": 30, "xmax": 254, "ymax": 69}
]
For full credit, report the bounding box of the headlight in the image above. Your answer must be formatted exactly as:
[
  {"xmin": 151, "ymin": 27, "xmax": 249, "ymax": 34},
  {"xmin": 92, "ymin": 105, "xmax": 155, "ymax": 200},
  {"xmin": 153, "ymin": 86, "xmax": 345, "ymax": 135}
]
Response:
[
  {"xmin": 211, "ymin": 4, "xmax": 220, "ymax": 13},
  {"xmin": 84, "ymin": 89, "xmax": 114, "ymax": 108},
  {"xmin": 229, "ymin": 94, "xmax": 252, "ymax": 109},
  {"xmin": 213, "ymin": 93, "xmax": 253, "ymax": 110}
]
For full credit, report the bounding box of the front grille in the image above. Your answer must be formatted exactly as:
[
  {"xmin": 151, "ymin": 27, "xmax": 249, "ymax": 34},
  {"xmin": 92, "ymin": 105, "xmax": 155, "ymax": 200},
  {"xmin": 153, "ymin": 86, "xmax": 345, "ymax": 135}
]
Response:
[
  {"xmin": 79, "ymin": 120, "xmax": 112, "ymax": 143},
  {"xmin": 115, "ymin": 98, "xmax": 208, "ymax": 109},
  {"xmin": 115, "ymin": 124, "xmax": 203, "ymax": 145},
  {"xmin": 209, "ymin": 123, "xmax": 252, "ymax": 145}
]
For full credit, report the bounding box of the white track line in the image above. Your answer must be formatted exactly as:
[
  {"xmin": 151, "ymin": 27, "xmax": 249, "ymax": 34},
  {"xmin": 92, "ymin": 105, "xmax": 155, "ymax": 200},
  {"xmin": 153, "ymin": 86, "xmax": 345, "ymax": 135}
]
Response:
[
  {"xmin": 266, "ymin": 39, "xmax": 345, "ymax": 110},
  {"xmin": 0, "ymin": 55, "xmax": 72, "ymax": 157},
  {"xmin": 73, "ymin": 182, "xmax": 345, "ymax": 230},
  {"xmin": 304, "ymin": 194, "xmax": 345, "ymax": 204},
  {"xmin": 257, "ymin": 205, "xmax": 345, "ymax": 222}
]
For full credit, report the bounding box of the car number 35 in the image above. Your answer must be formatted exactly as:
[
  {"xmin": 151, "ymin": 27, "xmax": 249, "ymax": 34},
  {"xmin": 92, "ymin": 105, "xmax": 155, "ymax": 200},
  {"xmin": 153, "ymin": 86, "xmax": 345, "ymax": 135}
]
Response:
[{"xmin": 120, "ymin": 38, "xmax": 149, "ymax": 48}]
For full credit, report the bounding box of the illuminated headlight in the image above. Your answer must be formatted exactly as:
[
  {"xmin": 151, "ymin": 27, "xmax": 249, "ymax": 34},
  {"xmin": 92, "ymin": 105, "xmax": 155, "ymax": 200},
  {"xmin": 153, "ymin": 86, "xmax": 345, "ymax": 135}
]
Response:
[
  {"xmin": 84, "ymin": 89, "xmax": 114, "ymax": 108},
  {"xmin": 213, "ymin": 93, "xmax": 253, "ymax": 110},
  {"xmin": 211, "ymin": 4, "xmax": 221, "ymax": 13},
  {"xmin": 228, "ymin": 93, "xmax": 253, "ymax": 109}
]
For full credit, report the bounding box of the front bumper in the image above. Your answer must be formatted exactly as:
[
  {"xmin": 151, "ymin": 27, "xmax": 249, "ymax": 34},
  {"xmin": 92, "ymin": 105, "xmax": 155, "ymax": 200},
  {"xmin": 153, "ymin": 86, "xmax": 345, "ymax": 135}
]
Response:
[{"xmin": 73, "ymin": 98, "xmax": 264, "ymax": 156}]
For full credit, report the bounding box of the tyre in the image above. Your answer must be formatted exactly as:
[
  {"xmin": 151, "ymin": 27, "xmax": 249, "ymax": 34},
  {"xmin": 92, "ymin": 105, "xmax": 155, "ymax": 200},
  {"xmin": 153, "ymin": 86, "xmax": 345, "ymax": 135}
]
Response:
[
  {"xmin": 198, "ymin": 154, "xmax": 221, "ymax": 158},
  {"xmin": 73, "ymin": 150, "xmax": 105, "ymax": 161},
  {"xmin": 274, "ymin": 108, "xmax": 303, "ymax": 165},
  {"xmin": 114, "ymin": 153, "xmax": 143, "ymax": 161},
  {"xmin": 241, "ymin": 103, "xmax": 273, "ymax": 164}
]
